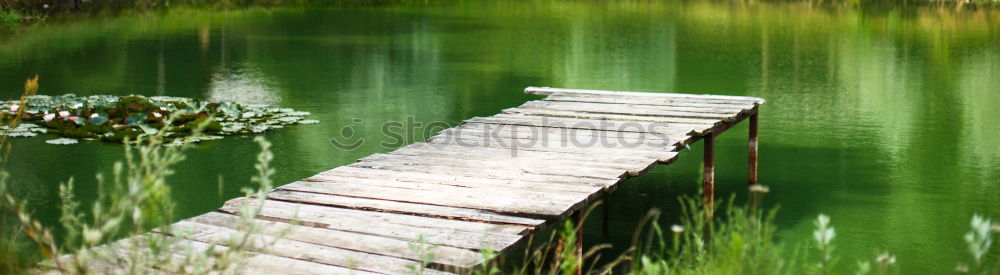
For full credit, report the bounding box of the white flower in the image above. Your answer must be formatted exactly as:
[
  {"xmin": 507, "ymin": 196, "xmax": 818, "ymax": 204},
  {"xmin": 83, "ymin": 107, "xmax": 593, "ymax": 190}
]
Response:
[
  {"xmin": 749, "ymin": 184, "xmax": 770, "ymax": 193},
  {"xmin": 9, "ymin": 104, "xmax": 18, "ymax": 112},
  {"xmin": 90, "ymin": 113, "xmax": 99, "ymax": 119},
  {"xmin": 877, "ymin": 252, "xmax": 896, "ymax": 264},
  {"xmin": 58, "ymin": 111, "xmax": 70, "ymax": 118},
  {"xmin": 83, "ymin": 228, "xmax": 102, "ymax": 244},
  {"xmin": 956, "ymin": 264, "xmax": 969, "ymax": 273},
  {"xmin": 965, "ymin": 215, "xmax": 993, "ymax": 263},
  {"xmin": 671, "ymin": 225, "xmax": 684, "ymax": 233},
  {"xmin": 813, "ymin": 214, "xmax": 835, "ymax": 245},
  {"xmin": 43, "ymin": 113, "xmax": 55, "ymax": 122},
  {"xmin": 153, "ymin": 112, "xmax": 163, "ymax": 118}
]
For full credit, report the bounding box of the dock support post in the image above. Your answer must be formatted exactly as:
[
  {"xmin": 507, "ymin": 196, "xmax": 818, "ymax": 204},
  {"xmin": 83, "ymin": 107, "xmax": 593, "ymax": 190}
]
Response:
[
  {"xmin": 703, "ymin": 131, "xmax": 715, "ymax": 218},
  {"xmin": 748, "ymin": 112, "xmax": 759, "ymax": 186}
]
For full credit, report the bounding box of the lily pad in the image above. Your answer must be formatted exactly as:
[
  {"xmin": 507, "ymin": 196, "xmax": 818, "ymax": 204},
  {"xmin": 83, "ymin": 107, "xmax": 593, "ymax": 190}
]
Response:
[{"xmin": 1, "ymin": 94, "xmax": 318, "ymax": 145}]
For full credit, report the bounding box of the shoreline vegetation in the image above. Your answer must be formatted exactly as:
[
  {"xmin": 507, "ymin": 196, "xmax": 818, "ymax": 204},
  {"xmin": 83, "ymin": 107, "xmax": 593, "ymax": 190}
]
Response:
[
  {"xmin": 0, "ymin": 0, "xmax": 428, "ymax": 26},
  {"xmin": 2, "ymin": 0, "xmax": 1000, "ymax": 27}
]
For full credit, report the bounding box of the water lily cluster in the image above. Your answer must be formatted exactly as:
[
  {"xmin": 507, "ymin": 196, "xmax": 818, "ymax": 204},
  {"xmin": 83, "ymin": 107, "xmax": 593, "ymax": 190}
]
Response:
[{"xmin": 0, "ymin": 94, "xmax": 317, "ymax": 145}]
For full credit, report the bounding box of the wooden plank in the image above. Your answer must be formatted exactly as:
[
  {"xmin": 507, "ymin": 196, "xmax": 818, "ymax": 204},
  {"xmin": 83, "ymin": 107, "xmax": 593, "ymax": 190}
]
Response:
[
  {"xmin": 170, "ymin": 220, "xmax": 453, "ymax": 275},
  {"xmin": 466, "ymin": 114, "xmax": 712, "ymax": 136},
  {"xmin": 427, "ymin": 134, "xmax": 679, "ymax": 163},
  {"xmin": 388, "ymin": 143, "xmax": 658, "ymax": 176},
  {"xmin": 503, "ymin": 107, "xmax": 725, "ymax": 125},
  {"xmin": 267, "ymin": 189, "xmax": 545, "ymax": 227},
  {"xmin": 358, "ymin": 153, "xmax": 627, "ymax": 180},
  {"xmin": 119, "ymin": 232, "xmax": 377, "ymax": 275},
  {"xmin": 305, "ymin": 171, "xmax": 590, "ymax": 206},
  {"xmin": 281, "ymin": 178, "xmax": 583, "ymax": 218},
  {"xmin": 458, "ymin": 121, "xmax": 677, "ymax": 141},
  {"xmin": 305, "ymin": 173, "xmax": 590, "ymax": 210},
  {"xmin": 188, "ymin": 211, "xmax": 486, "ymax": 270},
  {"xmin": 542, "ymin": 94, "xmax": 757, "ymax": 110},
  {"xmin": 436, "ymin": 127, "xmax": 680, "ymax": 151},
  {"xmin": 424, "ymin": 137, "xmax": 675, "ymax": 168},
  {"xmin": 52, "ymin": 238, "xmax": 153, "ymax": 274},
  {"xmin": 489, "ymin": 113, "xmax": 714, "ymax": 131},
  {"xmin": 323, "ymin": 165, "xmax": 601, "ymax": 195},
  {"xmin": 245, "ymin": 195, "xmax": 531, "ymax": 235},
  {"xmin": 220, "ymin": 197, "xmax": 525, "ymax": 251},
  {"xmin": 518, "ymin": 100, "xmax": 746, "ymax": 116},
  {"xmin": 349, "ymin": 158, "xmax": 621, "ymax": 188},
  {"xmin": 524, "ymin": 86, "xmax": 766, "ymax": 104}
]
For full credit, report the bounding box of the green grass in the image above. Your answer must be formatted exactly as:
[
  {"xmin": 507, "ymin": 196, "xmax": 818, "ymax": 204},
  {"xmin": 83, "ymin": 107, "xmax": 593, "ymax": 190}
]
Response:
[{"xmin": 0, "ymin": 10, "xmax": 22, "ymax": 25}]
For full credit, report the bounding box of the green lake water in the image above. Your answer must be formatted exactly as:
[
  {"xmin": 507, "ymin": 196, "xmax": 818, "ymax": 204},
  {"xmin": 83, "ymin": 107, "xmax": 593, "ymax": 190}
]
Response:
[{"xmin": 1, "ymin": 2, "xmax": 998, "ymax": 273}]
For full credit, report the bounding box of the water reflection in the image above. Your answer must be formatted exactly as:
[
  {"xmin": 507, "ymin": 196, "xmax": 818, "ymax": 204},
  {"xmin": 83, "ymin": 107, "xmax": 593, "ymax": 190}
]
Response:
[{"xmin": 206, "ymin": 64, "xmax": 280, "ymax": 105}]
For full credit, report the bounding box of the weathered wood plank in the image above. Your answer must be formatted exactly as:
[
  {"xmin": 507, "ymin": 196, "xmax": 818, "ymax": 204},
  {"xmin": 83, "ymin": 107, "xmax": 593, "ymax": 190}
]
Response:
[
  {"xmin": 388, "ymin": 143, "xmax": 658, "ymax": 176},
  {"xmin": 268, "ymin": 189, "xmax": 546, "ymax": 227},
  {"xmin": 305, "ymin": 171, "xmax": 590, "ymax": 206},
  {"xmin": 436, "ymin": 127, "xmax": 679, "ymax": 151},
  {"xmin": 281, "ymin": 178, "xmax": 583, "ymax": 218},
  {"xmin": 323, "ymin": 165, "xmax": 601, "ymax": 195},
  {"xmin": 170, "ymin": 220, "xmax": 452, "ymax": 274},
  {"xmin": 189, "ymin": 211, "xmax": 486, "ymax": 270},
  {"xmin": 119, "ymin": 232, "xmax": 378, "ymax": 275},
  {"xmin": 524, "ymin": 86, "xmax": 766, "ymax": 104},
  {"xmin": 490, "ymin": 113, "xmax": 714, "ymax": 132},
  {"xmin": 349, "ymin": 158, "xmax": 621, "ymax": 188},
  {"xmin": 423, "ymin": 137, "xmax": 674, "ymax": 169},
  {"xmin": 542, "ymin": 94, "xmax": 757, "ymax": 110},
  {"xmin": 518, "ymin": 100, "xmax": 746, "ymax": 116},
  {"xmin": 220, "ymin": 198, "xmax": 525, "ymax": 251},
  {"xmin": 427, "ymin": 134, "xmax": 679, "ymax": 163},
  {"xmin": 466, "ymin": 114, "xmax": 712, "ymax": 136},
  {"xmin": 359, "ymin": 153, "xmax": 627, "ymax": 180},
  {"xmin": 458, "ymin": 121, "xmax": 676, "ymax": 141},
  {"xmin": 503, "ymin": 107, "xmax": 725, "ymax": 125}
]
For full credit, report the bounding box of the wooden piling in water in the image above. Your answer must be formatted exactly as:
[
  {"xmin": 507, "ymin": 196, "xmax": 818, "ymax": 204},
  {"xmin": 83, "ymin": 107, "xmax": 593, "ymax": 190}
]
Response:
[
  {"xmin": 703, "ymin": 130, "xmax": 716, "ymax": 217},
  {"xmin": 748, "ymin": 112, "xmax": 759, "ymax": 186}
]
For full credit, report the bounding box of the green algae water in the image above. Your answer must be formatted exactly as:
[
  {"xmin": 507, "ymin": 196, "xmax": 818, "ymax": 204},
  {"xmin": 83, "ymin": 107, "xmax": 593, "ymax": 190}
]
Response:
[{"xmin": 1, "ymin": 2, "xmax": 998, "ymax": 273}]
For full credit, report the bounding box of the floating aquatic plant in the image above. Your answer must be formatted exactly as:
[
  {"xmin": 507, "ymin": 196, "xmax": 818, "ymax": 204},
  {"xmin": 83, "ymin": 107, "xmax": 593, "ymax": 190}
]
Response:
[{"xmin": 0, "ymin": 94, "xmax": 316, "ymax": 145}]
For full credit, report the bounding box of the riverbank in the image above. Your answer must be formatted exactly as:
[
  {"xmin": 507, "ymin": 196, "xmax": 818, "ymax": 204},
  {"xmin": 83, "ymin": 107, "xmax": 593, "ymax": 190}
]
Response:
[
  {"xmin": 2, "ymin": 0, "xmax": 999, "ymax": 27},
  {"xmin": 0, "ymin": 0, "xmax": 434, "ymax": 26}
]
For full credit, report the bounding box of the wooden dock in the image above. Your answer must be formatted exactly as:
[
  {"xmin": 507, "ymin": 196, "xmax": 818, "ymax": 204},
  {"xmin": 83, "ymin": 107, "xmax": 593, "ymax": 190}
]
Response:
[{"xmin": 106, "ymin": 87, "xmax": 764, "ymax": 274}]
